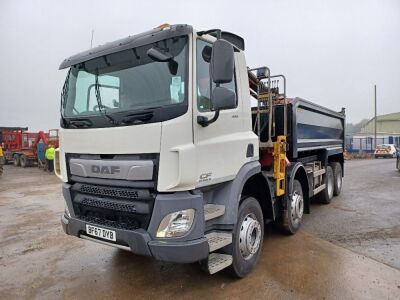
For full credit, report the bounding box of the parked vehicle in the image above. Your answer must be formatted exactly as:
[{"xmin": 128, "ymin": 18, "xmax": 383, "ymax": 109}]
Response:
[
  {"xmin": 374, "ymin": 144, "xmax": 397, "ymax": 158},
  {"xmin": 57, "ymin": 24, "xmax": 345, "ymax": 277},
  {"xmin": 1, "ymin": 129, "xmax": 59, "ymax": 167}
]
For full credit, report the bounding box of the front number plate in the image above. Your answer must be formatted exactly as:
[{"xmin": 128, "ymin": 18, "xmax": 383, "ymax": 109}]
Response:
[{"xmin": 86, "ymin": 224, "xmax": 116, "ymax": 242}]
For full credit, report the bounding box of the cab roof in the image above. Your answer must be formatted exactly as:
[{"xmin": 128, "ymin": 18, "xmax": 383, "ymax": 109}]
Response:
[{"xmin": 59, "ymin": 24, "xmax": 193, "ymax": 70}]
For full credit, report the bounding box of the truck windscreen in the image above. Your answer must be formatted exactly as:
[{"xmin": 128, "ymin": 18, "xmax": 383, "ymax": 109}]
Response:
[{"xmin": 62, "ymin": 35, "xmax": 188, "ymax": 126}]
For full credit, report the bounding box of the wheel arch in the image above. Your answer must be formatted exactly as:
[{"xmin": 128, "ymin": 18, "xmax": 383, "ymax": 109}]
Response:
[
  {"xmin": 327, "ymin": 152, "xmax": 344, "ymax": 177},
  {"xmin": 206, "ymin": 161, "xmax": 274, "ymax": 225},
  {"xmin": 241, "ymin": 173, "xmax": 275, "ymax": 220}
]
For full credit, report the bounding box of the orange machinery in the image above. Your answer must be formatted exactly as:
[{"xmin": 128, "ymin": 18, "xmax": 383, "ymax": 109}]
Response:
[{"xmin": 1, "ymin": 129, "xmax": 59, "ymax": 167}]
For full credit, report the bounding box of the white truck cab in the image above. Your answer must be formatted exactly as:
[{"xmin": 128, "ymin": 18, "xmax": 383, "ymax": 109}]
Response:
[{"xmin": 57, "ymin": 24, "xmax": 345, "ymax": 277}]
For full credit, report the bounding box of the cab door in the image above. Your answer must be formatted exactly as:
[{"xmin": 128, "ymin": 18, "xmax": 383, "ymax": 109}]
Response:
[{"xmin": 193, "ymin": 36, "xmax": 250, "ymax": 187}]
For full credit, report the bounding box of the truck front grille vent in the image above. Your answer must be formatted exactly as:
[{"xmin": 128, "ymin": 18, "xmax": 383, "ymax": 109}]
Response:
[
  {"xmin": 80, "ymin": 184, "xmax": 140, "ymax": 199},
  {"xmin": 79, "ymin": 215, "xmax": 140, "ymax": 230},
  {"xmin": 81, "ymin": 198, "xmax": 138, "ymax": 213}
]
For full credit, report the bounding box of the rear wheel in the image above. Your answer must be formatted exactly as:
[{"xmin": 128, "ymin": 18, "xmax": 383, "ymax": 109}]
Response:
[
  {"xmin": 230, "ymin": 197, "xmax": 264, "ymax": 278},
  {"xmin": 20, "ymin": 155, "xmax": 28, "ymax": 168},
  {"xmin": 13, "ymin": 155, "xmax": 20, "ymax": 167},
  {"xmin": 317, "ymin": 166, "xmax": 334, "ymax": 204},
  {"xmin": 331, "ymin": 162, "xmax": 343, "ymax": 196}
]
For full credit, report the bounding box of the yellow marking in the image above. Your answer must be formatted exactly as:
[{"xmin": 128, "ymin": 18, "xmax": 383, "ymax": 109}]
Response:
[{"xmin": 273, "ymin": 136, "xmax": 287, "ymax": 196}]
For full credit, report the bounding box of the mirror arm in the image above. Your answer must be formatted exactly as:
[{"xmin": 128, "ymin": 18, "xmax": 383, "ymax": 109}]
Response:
[{"xmin": 197, "ymin": 110, "xmax": 220, "ymax": 127}]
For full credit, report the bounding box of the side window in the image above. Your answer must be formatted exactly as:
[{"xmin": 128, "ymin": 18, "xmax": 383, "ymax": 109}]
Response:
[{"xmin": 196, "ymin": 39, "xmax": 237, "ymax": 112}]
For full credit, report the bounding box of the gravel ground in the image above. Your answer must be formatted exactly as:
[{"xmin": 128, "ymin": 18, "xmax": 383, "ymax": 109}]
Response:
[{"xmin": 0, "ymin": 160, "xmax": 399, "ymax": 299}]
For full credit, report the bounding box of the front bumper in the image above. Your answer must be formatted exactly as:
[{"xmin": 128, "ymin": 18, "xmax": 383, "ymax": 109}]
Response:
[{"xmin": 61, "ymin": 184, "xmax": 209, "ymax": 263}]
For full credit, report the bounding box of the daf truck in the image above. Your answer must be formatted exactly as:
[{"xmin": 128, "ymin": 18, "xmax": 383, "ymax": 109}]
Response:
[{"xmin": 57, "ymin": 24, "xmax": 345, "ymax": 277}]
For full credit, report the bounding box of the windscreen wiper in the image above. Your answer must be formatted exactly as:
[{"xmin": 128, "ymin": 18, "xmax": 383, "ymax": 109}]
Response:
[
  {"xmin": 68, "ymin": 119, "xmax": 93, "ymax": 128},
  {"xmin": 95, "ymin": 71, "xmax": 118, "ymax": 125},
  {"xmin": 120, "ymin": 112, "xmax": 154, "ymax": 125}
]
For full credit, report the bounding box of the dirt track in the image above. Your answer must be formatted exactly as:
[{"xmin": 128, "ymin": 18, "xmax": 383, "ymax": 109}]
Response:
[{"xmin": 0, "ymin": 160, "xmax": 399, "ymax": 299}]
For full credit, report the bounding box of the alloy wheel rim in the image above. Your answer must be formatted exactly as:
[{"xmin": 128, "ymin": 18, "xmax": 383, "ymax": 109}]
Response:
[
  {"xmin": 290, "ymin": 191, "xmax": 303, "ymax": 224},
  {"xmin": 238, "ymin": 213, "xmax": 262, "ymax": 260}
]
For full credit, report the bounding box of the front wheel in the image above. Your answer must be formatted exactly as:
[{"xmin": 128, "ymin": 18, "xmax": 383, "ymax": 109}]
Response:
[{"xmin": 230, "ymin": 197, "xmax": 264, "ymax": 278}]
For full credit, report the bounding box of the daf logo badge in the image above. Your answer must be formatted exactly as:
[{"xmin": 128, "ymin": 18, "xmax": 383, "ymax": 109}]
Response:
[{"xmin": 91, "ymin": 165, "xmax": 121, "ymax": 174}]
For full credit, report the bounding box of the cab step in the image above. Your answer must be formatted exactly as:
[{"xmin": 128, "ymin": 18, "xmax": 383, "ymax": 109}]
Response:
[
  {"xmin": 204, "ymin": 204, "xmax": 225, "ymax": 221},
  {"xmin": 206, "ymin": 231, "xmax": 232, "ymax": 252},
  {"xmin": 207, "ymin": 253, "xmax": 233, "ymax": 274}
]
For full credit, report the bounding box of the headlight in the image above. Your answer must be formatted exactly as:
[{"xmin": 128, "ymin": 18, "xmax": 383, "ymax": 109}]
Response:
[
  {"xmin": 64, "ymin": 205, "xmax": 71, "ymax": 218},
  {"xmin": 54, "ymin": 148, "xmax": 61, "ymax": 176},
  {"xmin": 156, "ymin": 209, "xmax": 195, "ymax": 238}
]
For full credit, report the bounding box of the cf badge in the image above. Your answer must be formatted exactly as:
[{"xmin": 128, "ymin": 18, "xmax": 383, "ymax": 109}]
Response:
[{"xmin": 199, "ymin": 172, "xmax": 212, "ymax": 182}]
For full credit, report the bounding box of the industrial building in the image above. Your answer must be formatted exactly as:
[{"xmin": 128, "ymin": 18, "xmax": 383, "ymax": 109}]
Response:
[{"xmin": 346, "ymin": 112, "xmax": 400, "ymax": 153}]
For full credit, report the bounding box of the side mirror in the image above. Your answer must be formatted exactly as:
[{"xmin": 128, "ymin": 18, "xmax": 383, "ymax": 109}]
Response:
[
  {"xmin": 197, "ymin": 87, "xmax": 236, "ymax": 127},
  {"xmin": 147, "ymin": 46, "xmax": 178, "ymax": 75},
  {"xmin": 211, "ymin": 87, "xmax": 236, "ymax": 110},
  {"xmin": 197, "ymin": 39, "xmax": 236, "ymax": 127},
  {"xmin": 210, "ymin": 39, "xmax": 234, "ymax": 84},
  {"xmin": 147, "ymin": 46, "xmax": 173, "ymax": 62}
]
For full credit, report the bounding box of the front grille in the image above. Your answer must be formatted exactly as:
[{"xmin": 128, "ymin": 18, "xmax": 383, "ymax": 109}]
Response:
[
  {"xmin": 80, "ymin": 184, "xmax": 141, "ymax": 200},
  {"xmin": 81, "ymin": 197, "xmax": 138, "ymax": 213},
  {"xmin": 79, "ymin": 215, "xmax": 140, "ymax": 230},
  {"xmin": 71, "ymin": 182, "xmax": 155, "ymax": 231}
]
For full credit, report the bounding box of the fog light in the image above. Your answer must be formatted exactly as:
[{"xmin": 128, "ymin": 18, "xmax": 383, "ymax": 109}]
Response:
[{"xmin": 156, "ymin": 209, "xmax": 195, "ymax": 238}]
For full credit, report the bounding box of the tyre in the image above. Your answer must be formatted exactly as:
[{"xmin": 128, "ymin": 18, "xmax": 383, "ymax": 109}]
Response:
[
  {"xmin": 230, "ymin": 197, "xmax": 264, "ymax": 278},
  {"xmin": 331, "ymin": 162, "xmax": 343, "ymax": 196},
  {"xmin": 281, "ymin": 179, "xmax": 304, "ymax": 235},
  {"xmin": 317, "ymin": 165, "xmax": 334, "ymax": 204},
  {"xmin": 13, "ymin": 155, "xmax": 20, "ymax": 167},
  {"xmin": 20, "ymin": 155, "xmax": 28, "ymax": 168}
]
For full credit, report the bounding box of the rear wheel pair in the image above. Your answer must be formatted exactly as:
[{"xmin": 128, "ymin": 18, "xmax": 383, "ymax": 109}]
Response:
[
  {"xmin": 13, "ymin": 155, "xmax": 30, "ymax": 167},
  {"xmin": 317, "ymin": 163, "xmax": 342, "ymax": 204}
]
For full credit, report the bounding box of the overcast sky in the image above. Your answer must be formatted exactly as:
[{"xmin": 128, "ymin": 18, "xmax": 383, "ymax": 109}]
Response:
[{"xmin": 1, "ymin": 0, "xmax": 399, "ymax": 131}]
